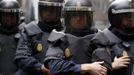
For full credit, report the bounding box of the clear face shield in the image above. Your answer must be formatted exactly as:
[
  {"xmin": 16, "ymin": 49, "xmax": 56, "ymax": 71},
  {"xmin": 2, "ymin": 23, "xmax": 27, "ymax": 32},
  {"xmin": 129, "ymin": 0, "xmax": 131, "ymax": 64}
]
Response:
[
  {"xmin": 39, "ymin": 1, "xmax": 62, "ymax": 23},
  {"xmin": 119, "ymin": 13, "xmax": 134, "ymax": 29},
  {"xmin": 65, "ymin": 11, "xmax": 93, "ymax": 31},
  {"xmin": 0, "ymin": 9, "xmax": 20, "ymax": 29},
  {"xmin": 39, "ymin": 6, "xmax": 61, "ymax": 22}
]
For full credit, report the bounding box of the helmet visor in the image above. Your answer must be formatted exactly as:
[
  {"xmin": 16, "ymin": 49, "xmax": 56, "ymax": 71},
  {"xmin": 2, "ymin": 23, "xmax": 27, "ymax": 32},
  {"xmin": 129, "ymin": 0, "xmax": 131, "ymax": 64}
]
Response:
[
  {"xmin": 0, "ymin": 12, "xmax": 19, "ymax": 28},
  {"xmin": 39, "ymin": 5, "xmax": 61, "ymax": 22},
  {"xmin": 65, "ymin": 11, "xmax": 92, "ymax": 30}
]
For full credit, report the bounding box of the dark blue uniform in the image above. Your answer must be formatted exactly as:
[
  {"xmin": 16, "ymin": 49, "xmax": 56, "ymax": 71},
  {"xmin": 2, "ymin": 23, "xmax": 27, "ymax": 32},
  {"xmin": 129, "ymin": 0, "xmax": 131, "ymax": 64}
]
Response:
[
  {"xmin": 91, "ymin": 28, "xmax": 134, "ymax": 75},
  {"xmin": 15, "ymin": 21, "xmax": 51, "ymax": 75},
  {"xmin": 0, "ymin": 22, "xmax": 24, "ymax": 75},
  {"xmin": 0, "ymin": 31, "xmax": 20, "ymax": 75},
  {"xmin": 44, "ymin": 30, "xmax": 111, "ymax": 75}
]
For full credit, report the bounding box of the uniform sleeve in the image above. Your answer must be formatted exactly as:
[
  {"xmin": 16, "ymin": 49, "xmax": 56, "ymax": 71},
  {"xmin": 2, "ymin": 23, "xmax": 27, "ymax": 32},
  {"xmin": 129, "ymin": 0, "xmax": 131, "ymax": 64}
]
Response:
[
  {"xmin": 44, "ymin": 46, "xmax": 82, "ymax": 75},
  {"xmin": 48, "ymin": 59, "xmax": 81, "ymax": 75},
  {"xmin": 14, "ymin": 32, "xmax": 42, "ymax": 74}
]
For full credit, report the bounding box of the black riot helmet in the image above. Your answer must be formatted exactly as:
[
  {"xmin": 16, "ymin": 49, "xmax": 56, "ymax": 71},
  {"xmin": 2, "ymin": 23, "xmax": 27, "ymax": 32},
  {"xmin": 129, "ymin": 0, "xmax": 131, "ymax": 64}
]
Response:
[
  {"xmin": 64, "ymin": 0, "xmax": 94, "ymax": 36},
  {"xmin": 39, "ymin": 0, "xmax": 63, "ymax": 22},
  {"xmin": 0, "ymin": 0, "xmax": 20, "ymax": 29},
  {"xmin": 38, "ymin": 0, "xmax": 64, "ymax": 32},
  {"xmin": 108, "ymin": 0, "xmax": 134, "ymax": 29}
]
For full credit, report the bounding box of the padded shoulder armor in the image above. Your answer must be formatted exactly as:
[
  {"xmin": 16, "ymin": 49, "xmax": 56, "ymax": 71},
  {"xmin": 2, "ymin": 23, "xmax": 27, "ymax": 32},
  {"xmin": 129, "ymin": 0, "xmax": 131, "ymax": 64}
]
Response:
[
  {"xmin": 92, "ymin": 29, "xmax": 121, "ymax": 46},
  {"xmin": 24, "ymin": 21, "xmax": 42, "ymax": 36},
  {"xmin": 48, "ymin": 29, "xmax": 65, "ymax": 43}
]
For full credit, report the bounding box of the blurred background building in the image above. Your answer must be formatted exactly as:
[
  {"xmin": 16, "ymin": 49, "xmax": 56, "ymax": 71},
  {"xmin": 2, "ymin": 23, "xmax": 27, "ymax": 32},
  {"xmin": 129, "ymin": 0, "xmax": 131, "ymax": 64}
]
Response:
[
  {"xmin": 17, "ymin": 0, "xmax": 38, "ymax": 23},
  {"xmin": 92, "ymin": 0, "xmax": 115, "ymax": 30}
]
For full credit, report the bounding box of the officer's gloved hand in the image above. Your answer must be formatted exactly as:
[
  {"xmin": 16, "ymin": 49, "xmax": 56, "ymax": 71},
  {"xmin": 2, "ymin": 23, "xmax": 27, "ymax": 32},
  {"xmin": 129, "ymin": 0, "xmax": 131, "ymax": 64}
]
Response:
[
  {"xmin": 81, "ymin": 61, "xmax": 107, "ymax": 75},
  {"xmin": 112, "ymin": 56, "xmax": 130, "ymax": 70}
]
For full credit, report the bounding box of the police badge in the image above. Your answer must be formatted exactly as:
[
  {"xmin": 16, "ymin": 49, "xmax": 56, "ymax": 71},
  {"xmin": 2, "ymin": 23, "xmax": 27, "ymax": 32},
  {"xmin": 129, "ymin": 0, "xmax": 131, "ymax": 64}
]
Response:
[
  {"xmin": 65, "ymin": 48, "xmax": 71, "ymax": 58},
  {"xmin": 122, "ymin": 50, "xmax": 128, "ymax": 57},
  {"xmin": 37, "ymin": 43, "xmax": 43, "ymax": 52}
]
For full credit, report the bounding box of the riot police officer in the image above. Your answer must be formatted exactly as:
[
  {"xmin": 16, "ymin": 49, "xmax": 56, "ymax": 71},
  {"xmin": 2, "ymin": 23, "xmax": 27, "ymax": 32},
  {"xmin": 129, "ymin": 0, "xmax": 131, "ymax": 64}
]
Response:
[
  {"xmin": 0, "ymin": 0, "xmax": 22, "ymax": 74},
  {"xmin": 15, "ymin": 0, "xmax": 64, "ymax": 75},
  {"xmin": 91, "ymin": 0, "xmax": 134, "ymax": 75},
  {"xmin": 44, "ymin": 0, "xmax": 111, "ymax": 75}
]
